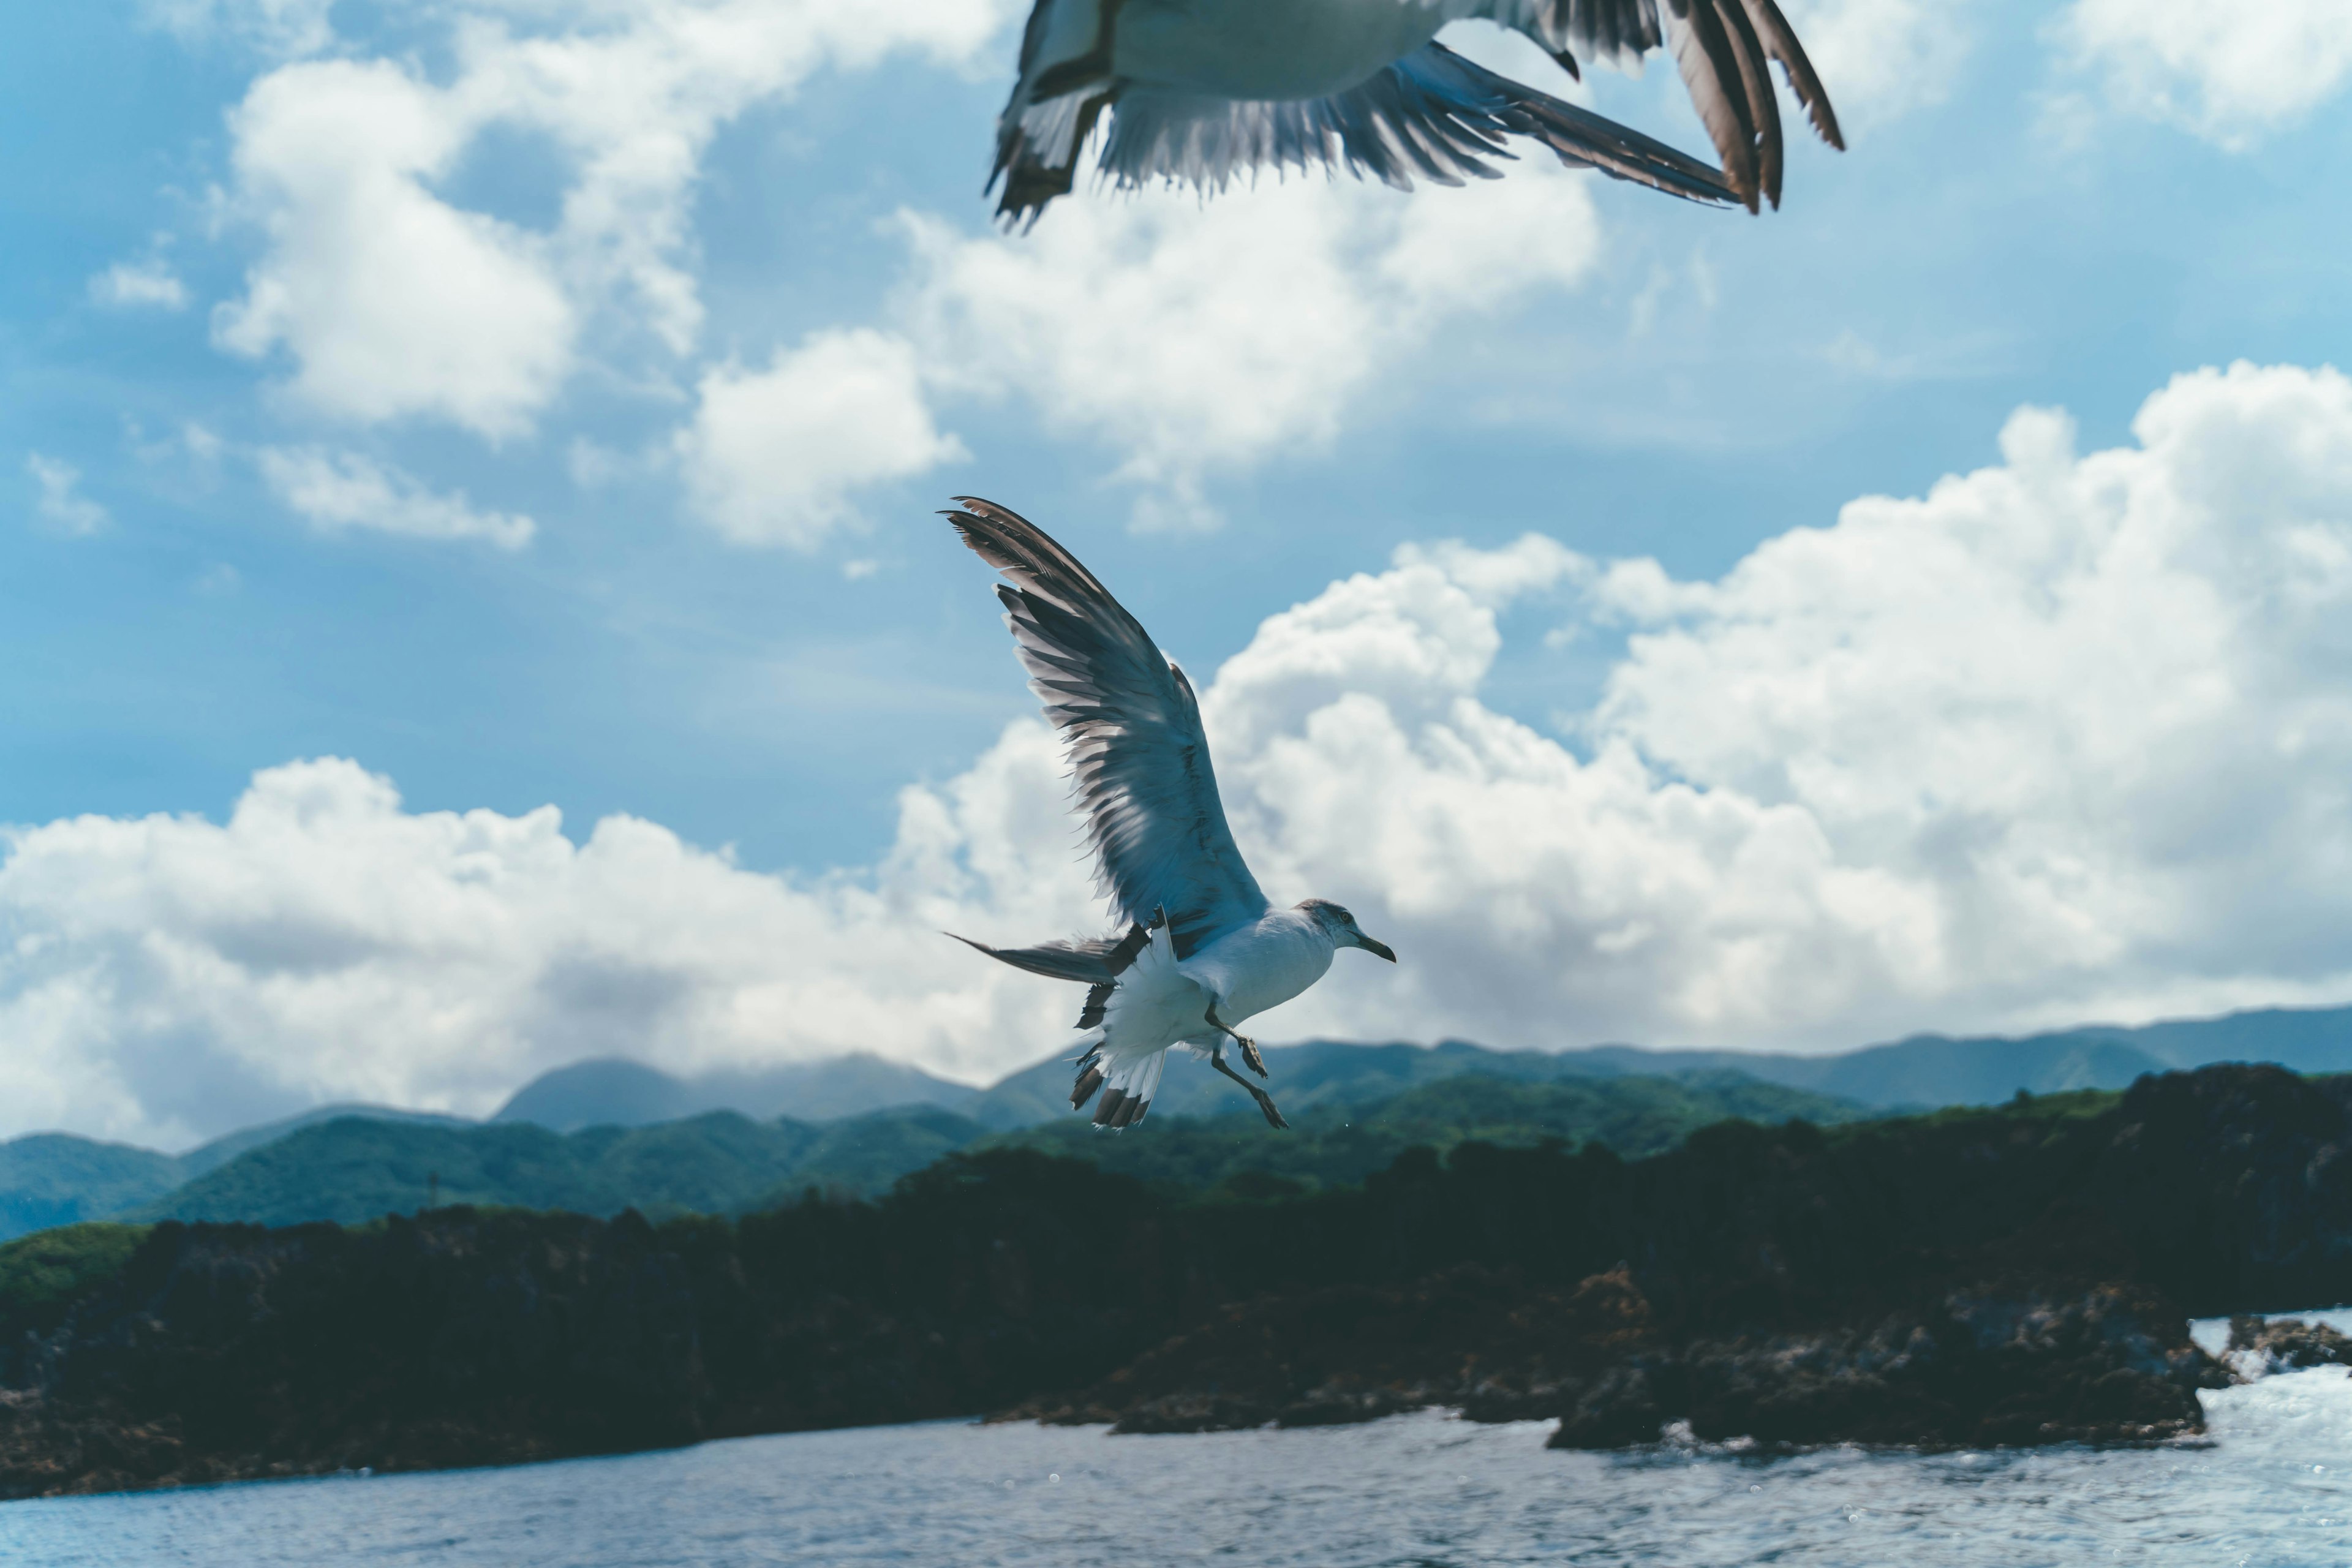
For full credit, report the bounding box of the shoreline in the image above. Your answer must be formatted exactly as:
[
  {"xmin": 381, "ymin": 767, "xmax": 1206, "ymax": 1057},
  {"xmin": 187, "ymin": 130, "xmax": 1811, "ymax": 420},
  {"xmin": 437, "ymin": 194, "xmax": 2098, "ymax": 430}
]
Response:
[{"xmin": 7, "ymin": 1064, "xmax": 2352, "ymax": 1499}]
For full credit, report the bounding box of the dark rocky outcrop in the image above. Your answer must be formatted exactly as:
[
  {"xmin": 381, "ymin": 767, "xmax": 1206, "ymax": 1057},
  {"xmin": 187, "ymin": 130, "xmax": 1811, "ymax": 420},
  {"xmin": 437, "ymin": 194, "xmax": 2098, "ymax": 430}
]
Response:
[
  {"xmin": 5, "ymin": 1063, "xmax": 2350, "ymax": 1496},
  {"xmin": 2226, "ymin": 1313, "xmax": 2352, "ymax": 1370},
  {"xmin": 1014, "ymin": 1269, "xmax": 2221, "ymax": 1449}
]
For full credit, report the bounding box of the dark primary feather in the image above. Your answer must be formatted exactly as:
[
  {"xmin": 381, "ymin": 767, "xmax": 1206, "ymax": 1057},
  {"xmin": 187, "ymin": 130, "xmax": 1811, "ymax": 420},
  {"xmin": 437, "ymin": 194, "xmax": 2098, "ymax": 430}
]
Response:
[
  {"xmin": 948, "ymin": 498, "xmax": 1270, "ymax": 960},
  {"xmin": 1477, "ymin": 0, "xmax": 1842, "ymax": 211}
]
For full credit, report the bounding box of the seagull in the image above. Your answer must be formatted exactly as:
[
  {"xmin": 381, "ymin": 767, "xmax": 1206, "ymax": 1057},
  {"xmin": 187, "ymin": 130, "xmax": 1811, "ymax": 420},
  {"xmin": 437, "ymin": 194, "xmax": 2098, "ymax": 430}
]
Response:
[
  {"xmin": 944, "ymin": 497, "xmax": 1396, "ymax": 1131},
  {"xmin": 990, "ymin": 0, "xmax": 1843, "ymax": 225}
]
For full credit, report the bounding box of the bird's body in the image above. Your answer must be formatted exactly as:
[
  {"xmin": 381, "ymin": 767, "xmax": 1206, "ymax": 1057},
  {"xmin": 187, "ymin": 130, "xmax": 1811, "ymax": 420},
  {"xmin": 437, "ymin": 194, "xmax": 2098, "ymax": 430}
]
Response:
[
  {"xmin": 991, "ymin": 0, "xmax": 1842, "ymax": 225},
  {"xmin": 945, "ymin": 497, "xmax": 1393, "ymax": 1129}
]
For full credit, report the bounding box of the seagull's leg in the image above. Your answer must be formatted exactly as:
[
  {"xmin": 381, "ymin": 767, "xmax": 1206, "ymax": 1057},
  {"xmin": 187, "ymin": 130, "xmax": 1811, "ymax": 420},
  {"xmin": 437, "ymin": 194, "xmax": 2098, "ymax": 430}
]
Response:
[
  {"xmin": 1204, "ymin": 1005, "xmax": 1268, "ymax": 1077},
  {"xmin": 1211, "ymin": 1044, "xmax": 1289, "ymax": 1131}
]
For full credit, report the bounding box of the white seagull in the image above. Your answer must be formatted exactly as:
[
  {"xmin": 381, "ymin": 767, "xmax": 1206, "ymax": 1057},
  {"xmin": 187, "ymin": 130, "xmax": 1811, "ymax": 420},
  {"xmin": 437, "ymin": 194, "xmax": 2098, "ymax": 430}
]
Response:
[
  {"xmin": 990, "ymin": 0, "xmax": 1843, "ymax": 225},
  {"xmin": 945, "ymin": 497, "xmax": 1396, "ymax": 1131}
]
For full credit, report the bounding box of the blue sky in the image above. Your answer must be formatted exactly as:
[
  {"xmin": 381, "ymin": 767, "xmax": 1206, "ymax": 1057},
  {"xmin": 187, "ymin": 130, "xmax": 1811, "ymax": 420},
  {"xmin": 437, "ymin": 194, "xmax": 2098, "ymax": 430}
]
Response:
[{"xmin": 5, "ymin": 0, "xmax": 2352, "ymax": 1144}]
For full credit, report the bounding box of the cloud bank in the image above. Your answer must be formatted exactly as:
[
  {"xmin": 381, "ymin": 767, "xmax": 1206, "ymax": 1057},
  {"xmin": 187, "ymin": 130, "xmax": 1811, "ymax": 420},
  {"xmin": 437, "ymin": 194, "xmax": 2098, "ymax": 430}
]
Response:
[{"xmin": 9, "ymin": 361, "xmax": 2352, "ymax": 1145}]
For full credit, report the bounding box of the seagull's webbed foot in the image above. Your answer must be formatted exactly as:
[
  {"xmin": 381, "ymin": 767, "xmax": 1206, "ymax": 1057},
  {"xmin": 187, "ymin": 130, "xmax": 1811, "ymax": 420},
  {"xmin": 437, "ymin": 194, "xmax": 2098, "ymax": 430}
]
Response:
[
  {"xmin": 1205, "ymin": 1005, "xmax": 1268, "ymax": 1077},
  {"xmin": 1212, "ymin": 1046, "xmax": 1289, "ymax": 1131}
]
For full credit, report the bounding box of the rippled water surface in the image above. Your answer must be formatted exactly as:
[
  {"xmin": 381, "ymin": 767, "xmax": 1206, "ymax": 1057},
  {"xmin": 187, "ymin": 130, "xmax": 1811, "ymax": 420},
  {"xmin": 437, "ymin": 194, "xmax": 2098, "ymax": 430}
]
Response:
[{"xmin": 7, "ymin": 1321, "xmax": 2351, "ymax": 1567}]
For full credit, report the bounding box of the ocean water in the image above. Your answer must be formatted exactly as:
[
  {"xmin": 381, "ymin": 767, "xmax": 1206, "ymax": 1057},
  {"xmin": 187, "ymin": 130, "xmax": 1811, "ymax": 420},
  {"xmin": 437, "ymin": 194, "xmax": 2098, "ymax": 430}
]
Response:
[{"xmin": 6, "ymin": 1316, "xmax": 2350, "ymax": 1568}]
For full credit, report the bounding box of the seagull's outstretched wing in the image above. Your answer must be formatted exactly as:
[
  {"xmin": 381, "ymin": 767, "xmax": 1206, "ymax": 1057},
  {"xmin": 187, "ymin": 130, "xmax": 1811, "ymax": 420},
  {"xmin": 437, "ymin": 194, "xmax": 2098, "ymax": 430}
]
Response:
[
  {"xmin": 1095, "ymin": 42, "xmax": 1737, "ymax": 212},
  {"xmin": 948, "ymin": 497, "xmax": 1270, "ymax": 958},
  {"xmin": 1457, "ymin": 0, "xmax": 1843, "ymax": 212}
]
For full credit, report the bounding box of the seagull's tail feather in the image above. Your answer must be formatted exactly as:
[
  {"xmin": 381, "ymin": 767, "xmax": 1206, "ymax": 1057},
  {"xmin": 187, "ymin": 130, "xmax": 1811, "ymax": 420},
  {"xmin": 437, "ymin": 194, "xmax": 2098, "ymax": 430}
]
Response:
[
  {"xmin": 1071, "ymin": 1044, "xmax": 1107, "ymax": 1110},
  {"xmin": 992, "ymin": 86, "xmax": 1116, "ymax": 229},
  {"xmin": 946, "ymin": 930, "xmax": 1139, "ymax": 984},
  {"xmin": 1089, "ymin": 1047, "xmax": 1166, "ymax": 1131}
]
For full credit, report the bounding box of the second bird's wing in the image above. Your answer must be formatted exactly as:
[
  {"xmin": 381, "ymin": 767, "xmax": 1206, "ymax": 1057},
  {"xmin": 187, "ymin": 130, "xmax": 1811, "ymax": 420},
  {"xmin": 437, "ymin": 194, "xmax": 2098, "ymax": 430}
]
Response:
[
  {"xmin": 1099, "ymin": 42, "xmax": 1735, "ymax": 206},
  {"xmin": 948, "ymin": 497, "xmax": 1270, "ymax": 959},
  {"xmin": 1453, "ymin": 0, "xmax": 1843, "ymax": 212}
]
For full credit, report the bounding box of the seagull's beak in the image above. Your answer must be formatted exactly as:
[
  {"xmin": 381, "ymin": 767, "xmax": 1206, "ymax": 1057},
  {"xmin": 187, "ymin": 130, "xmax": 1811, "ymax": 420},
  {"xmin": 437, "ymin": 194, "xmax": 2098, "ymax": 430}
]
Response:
[{"xmin": 1355, "ymin": 932, "xmax": 1396, "ymax": 962}]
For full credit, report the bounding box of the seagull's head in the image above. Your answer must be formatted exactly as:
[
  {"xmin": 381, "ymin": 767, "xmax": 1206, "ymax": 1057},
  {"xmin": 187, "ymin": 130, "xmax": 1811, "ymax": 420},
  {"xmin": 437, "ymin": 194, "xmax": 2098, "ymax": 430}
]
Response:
[{"xmin": 1299, "ymin": 899, "xmax": 1395, "ymax": 962}]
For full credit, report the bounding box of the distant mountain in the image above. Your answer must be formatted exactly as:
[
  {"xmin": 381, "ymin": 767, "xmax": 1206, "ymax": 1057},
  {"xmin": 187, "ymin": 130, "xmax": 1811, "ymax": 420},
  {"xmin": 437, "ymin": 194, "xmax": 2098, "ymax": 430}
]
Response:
[
  {"xmin": 130, "ymin": 1104, "xmax": 996, "ymax": 1229},
  {"xmin": 11, "ymin": 1003, "xmax": 2351, "ymax": 1243},
  {"xmin": 1548, "ymin": 1004, "xmax": 2352, "ymax": 1108},
  {"xmin": 494, "ymin": 1054, "xmax": 981, "ymax": 1132},
  {"xmin": 970, "ymin": 1005, "xmax": 2352, "ymax": 1129},
  {"xmin": 0, "ymin": 1106, "xmax": 478, "ymax": 1244},
  {"xmin": 178, "ymin": 1104, "xmax": 477, "ymax": 1175},
  {"xmin": 0, "ymin": 1136, "xmax": 184, "ymax": 1240},
  {"xmin": 974, "ymin": 1038, "xmax": 1588, "ymax": 1127},
  {"xmin": 116, "ymin": 1071, "xmax": 1863, "ymax": 1227}
]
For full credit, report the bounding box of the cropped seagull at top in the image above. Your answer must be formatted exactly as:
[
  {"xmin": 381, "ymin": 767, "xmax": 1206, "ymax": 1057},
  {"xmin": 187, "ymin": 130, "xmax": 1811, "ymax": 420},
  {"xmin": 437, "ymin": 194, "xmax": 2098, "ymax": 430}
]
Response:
[
  {"xmin": 944, "ymin": 497, "xmax": 1396, "ymax": 1131},
  {"xmin": 990, "ymin": 0, "xmax": 1842, "ymax": 226}
]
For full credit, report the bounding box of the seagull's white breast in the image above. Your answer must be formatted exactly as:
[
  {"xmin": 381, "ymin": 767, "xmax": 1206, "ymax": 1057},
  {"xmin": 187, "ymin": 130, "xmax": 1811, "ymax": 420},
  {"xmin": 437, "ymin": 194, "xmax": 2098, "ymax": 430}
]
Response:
[
  {"xmin": 1180, "ymin": 908, "xmax": 1336, "ymax": 1025},
  {"xmin": 1112, "ymin": 0, "xmax": 1448, "ymax": 101}
]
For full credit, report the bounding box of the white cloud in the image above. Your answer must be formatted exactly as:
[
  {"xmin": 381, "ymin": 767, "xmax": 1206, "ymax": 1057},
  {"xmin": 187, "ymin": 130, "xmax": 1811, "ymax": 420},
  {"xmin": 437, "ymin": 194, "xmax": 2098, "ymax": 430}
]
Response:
[
  {"xmin": 675, "ymin": 328, "xmax": 965, "ymax": 548},
  {"xmin": 894, "ymin": 161, "xmax": 1605, "ymax": 529},
  {"xmin": 206, "ymin": 0, "xmax": 1022, "ymax": 437},
  {"xmin": 258, "ymin": 446, "xmax": 537, "ymax": 549},
  {"xmin": 1779, "ymin": 0, "xmax": 1977, "ymax": 126},
  {"xmin": 13, "ymin": 361, "xmax": 2352, "ymax": 1143},
  {"xmin": 0, "ymin": 748, "xmax": 1094, "ymax": 1147},
  {"xmin": 25, "ymin": 454, "xmax": 109, "ymax": 535},
  {"xmin": 214, "ymin": 59, "xmax": 578, "ymax": 439},
  {"xmin": 90, "ymin": 258, "xmax": 191, "ymax": 312},
  {"xmin": 2065, "ymin": 0, "xmax": 2352, "ymax": 144}
]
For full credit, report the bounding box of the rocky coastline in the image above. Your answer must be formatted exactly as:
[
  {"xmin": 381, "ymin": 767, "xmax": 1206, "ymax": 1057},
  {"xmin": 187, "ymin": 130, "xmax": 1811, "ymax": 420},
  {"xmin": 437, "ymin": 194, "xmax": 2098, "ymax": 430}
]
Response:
[
  {"xmin": 4, "ymin": 1062, "xmax": 2350, "ymax": 1498},
  {"xmin": 1020, "ymin": 1270, "xmax": 2225, "ymax": 1449}
]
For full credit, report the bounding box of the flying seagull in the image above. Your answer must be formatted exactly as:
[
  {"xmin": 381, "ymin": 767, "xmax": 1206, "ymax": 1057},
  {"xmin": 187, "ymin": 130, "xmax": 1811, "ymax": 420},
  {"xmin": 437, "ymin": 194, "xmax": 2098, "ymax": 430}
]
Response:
[
  {"xmin": 945, "ymin": 497, "xmax": 1396, "ymax": 1131},
  {"xmin": 990, "ymin": 0, "xmax": 1843, "ymax": 225}
]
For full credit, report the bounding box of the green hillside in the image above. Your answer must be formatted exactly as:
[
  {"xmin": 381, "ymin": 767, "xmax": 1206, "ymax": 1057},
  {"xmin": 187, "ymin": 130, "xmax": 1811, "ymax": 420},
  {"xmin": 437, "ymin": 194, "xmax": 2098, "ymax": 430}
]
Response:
[
  {"xmin": 0, "ymin": 1136, "xmax": 183, "ymax": 1238},
  {"xmin": 117, "ymin": 1071, "xmax": 1861, "ymax": 1229}
]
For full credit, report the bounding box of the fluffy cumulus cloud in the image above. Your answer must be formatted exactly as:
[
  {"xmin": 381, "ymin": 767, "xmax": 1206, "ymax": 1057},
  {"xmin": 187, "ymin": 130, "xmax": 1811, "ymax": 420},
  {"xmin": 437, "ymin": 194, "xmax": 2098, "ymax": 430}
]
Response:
[
  {"xmin": 257, "ymin": 447, "xmax": 537, "ymax": 549},
  {"xmin": 896, "ymin": 162, "xmax": 1605, "ymax": 530},
  {"xmin": 671, "ymin": 159, "xmax": 1608, "ymax": 545},
  {"xmin": 0, "ymin": 744, "xmax": 1096, "ymax": 1148},
  {"xmin": 213, "ymin": 58, "xmax": 579, "ymax": 438},
  {"xmin": 205, "ymin": 0, "xmax": 1023, "ymax": 436},
  {"xmin": 10, "ymin": 360, "xmax": 2352, "ymax": 1144},
  {"xmin": 676, "ymin": 329, "xmax": 967, "ymax": 547},
  {"xmin": 2065, "ymin": 0, "xmax": 2352, "ymax": 144}
]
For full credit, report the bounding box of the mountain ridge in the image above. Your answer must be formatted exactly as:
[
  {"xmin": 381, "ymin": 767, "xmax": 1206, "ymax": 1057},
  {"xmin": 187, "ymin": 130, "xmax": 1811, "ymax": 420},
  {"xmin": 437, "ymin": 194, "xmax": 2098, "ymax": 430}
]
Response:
[{"xmin": 6, "ymin": 1000, "xmax": 2350, "ymax": 1241}]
